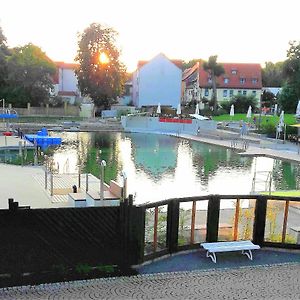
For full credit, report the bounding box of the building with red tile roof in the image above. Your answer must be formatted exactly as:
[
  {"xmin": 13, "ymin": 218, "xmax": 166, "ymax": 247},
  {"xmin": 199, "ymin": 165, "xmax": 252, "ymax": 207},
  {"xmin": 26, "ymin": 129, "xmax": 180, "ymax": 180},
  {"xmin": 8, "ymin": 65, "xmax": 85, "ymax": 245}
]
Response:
[{"xmin": 182, "ymin": 62, "xmax": 262, "ymax": 108}]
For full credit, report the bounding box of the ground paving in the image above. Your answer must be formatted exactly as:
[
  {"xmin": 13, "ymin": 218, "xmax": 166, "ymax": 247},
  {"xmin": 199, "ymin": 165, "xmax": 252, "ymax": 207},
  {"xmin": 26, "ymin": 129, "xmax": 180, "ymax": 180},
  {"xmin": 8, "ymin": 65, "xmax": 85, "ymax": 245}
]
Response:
[{"xmin": 0, "ymin": 263, "xmax": 299, "ymax": 299}]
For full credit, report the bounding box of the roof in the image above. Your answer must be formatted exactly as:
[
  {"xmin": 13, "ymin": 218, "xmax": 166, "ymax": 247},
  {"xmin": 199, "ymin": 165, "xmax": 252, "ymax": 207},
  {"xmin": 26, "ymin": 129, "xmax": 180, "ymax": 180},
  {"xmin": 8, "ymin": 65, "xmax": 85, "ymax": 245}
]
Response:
[
  {"xmin": 55, "ymin": 62, "xmax": 79, "ymax": 69},
  {"xmin": 197, "ymin": 62, "xmax": 262, "ymax": 89},
  {"xmin": 182, "ymin": 63, "xmax": 199, "ymax": 81},
  {"xmin": 137, "ymin": 53, "xmax": 183, "ymax": 70}
]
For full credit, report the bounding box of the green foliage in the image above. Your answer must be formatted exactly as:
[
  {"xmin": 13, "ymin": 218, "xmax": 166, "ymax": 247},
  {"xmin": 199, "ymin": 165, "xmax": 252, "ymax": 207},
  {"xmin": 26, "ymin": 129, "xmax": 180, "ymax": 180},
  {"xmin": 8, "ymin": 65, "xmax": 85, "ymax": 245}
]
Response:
[
  {"xmin": 97, "ymin": 265, "xmax": 115, "ymax": 273},
  {"xmin": 279, "ymin": 41, "xmax": 300, "ymax": 113},
  {"xmin": 182, "ymin": 59, "xmax": 202, "ymax": 70},
  {"xmin": 0, "ymin": 27, "xmax": 10, "ymax": 89},
  {"xmin": 278, "ymin": 83, "xmax": 298, "ymax": 113},
  {"xmin": 229, "ymin": 95, "xmax": 258, "ymax": 113},
  {"xmin": 75, "ymin": 263, "xmax": 92, "ymax": 275},
  {"xmin": 52, "ymin": 264, "xmax": 68, "ymax": 276},
  {"xmin": 1, "ymin": 43, "xmax": 56, "ymax": 107},
  {"xmin": 75, "ymin": 23, "xmax": 127, "ymax": 109},
  {"xmin": 262, "ymin": 61, "xmax": 285, "ymax": 87}
]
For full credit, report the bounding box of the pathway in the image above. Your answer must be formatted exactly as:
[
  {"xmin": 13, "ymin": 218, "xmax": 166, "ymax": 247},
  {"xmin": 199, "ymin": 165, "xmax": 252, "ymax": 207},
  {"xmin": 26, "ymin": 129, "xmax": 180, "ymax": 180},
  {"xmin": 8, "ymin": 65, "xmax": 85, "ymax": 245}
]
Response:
[{"xmin": 0, "ymin": 263, "xmax": 299, "ymax": 299}]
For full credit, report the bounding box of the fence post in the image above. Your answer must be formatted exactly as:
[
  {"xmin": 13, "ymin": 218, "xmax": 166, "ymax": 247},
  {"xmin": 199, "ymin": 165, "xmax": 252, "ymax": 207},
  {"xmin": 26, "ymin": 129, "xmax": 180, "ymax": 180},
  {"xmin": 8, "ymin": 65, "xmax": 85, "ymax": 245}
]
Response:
[
  {"xmin": 206, "ymin": 195, "xmax": 220, "ymax": 242},
  {"xmin": 253, "ymin": 196, "xmax": 267, "ymax": 246},
  {"xmin": 166, "ymin": 199, "xmax": 180, "ymax": 254}
]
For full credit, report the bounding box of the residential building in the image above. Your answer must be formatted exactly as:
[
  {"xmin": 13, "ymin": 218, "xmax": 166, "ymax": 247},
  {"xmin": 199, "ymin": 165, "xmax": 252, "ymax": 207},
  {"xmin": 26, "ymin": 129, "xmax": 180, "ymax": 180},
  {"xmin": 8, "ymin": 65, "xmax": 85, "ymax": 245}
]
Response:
[
  {"xmin": 132, "ymin": 53, "xmax": 182, "ymax": 108},
  {"xmin": 182, "ymin": 62, "xmax": 262, "ymax": 108},
  {"xmin": 52, "ymin": 62, "xmax": 81, "ymax": 104}
]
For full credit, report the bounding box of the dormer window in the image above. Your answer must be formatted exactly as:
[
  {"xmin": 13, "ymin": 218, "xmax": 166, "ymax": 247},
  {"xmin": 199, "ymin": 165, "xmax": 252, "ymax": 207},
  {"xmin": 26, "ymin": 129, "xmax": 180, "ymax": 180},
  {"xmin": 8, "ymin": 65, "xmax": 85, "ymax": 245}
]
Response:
[
  {"xmin": 231, "ymin": 69, "xmax": 237, "ymax": 75},
  {"xmin": 208, "ymin": 76, "xmax": 212, "ymax": 83},
  {"xmin": 224, "ymin": 78, "xmax": 229, "ymax": 84},
  {"xmin": 240, "ymin": 77, "xmax": 246, "ymax": 84},
  {"xmin": 252, "ymin": 78, "xmax": 258, "ymax": 84}
]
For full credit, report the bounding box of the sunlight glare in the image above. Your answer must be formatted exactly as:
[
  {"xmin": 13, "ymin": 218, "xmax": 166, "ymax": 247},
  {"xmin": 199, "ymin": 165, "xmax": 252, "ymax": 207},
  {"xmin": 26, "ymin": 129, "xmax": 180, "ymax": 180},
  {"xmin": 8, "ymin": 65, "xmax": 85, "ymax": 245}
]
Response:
[{"xmin": 99, "ymin": 52, "xmax": 109, "ymax": 64}]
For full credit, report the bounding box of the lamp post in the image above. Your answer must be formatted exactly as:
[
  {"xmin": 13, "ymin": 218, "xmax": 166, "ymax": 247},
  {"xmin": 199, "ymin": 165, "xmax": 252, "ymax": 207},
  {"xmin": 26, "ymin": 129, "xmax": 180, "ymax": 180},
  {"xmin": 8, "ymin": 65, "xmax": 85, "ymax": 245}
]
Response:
[
  {"xmin": 100, "ymin": 160, "xmax": 106, "ymax": 201},
  {"xmin": 121, "ymin": 170, "xmax": 127, "ymax": 201}
]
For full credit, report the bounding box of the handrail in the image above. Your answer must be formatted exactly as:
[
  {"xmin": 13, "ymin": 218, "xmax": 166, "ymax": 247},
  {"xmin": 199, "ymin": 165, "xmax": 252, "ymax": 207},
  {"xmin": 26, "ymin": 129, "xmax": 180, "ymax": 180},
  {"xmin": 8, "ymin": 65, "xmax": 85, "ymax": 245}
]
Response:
[{"xmin": 139, "ymin": 194, "xmax": 300, "ymax": 209}]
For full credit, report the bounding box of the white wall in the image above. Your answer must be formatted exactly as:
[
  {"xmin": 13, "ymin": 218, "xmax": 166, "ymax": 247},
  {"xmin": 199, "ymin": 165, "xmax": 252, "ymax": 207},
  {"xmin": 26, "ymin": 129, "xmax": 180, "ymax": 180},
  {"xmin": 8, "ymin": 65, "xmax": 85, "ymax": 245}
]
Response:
[
  {"xmin": 59, "ymin": 68, "xmax": 79, "ymax": 94},
  {"xmin": 136, "ymin": 54, "xmax": 182, "ymax": 108}
]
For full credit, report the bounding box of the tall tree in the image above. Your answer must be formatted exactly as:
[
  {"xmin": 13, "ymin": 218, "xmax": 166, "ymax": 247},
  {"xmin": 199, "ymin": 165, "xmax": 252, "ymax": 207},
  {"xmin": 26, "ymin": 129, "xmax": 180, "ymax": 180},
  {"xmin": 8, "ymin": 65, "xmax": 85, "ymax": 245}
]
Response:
[
  {"xmin": 203, "ymin": 56, "xmax": 225, "ymax": 111},
  {"xmin": 5, "ymin": 43, "xmax": 56, "ymax": 107},
  {"xmin": 75, "ymin": 23, "xmax": 126, "ymax": 109},
  {"xmin": 0, "ymin": 27, "xmax": 10, "ymax": 93},
  {"xmin": 262, "ymin": 61, "xmax": 284, "ymax": 87},
  {"xmin": 280, "ymin": 41, "xmax": 300, "ymax": 112}
]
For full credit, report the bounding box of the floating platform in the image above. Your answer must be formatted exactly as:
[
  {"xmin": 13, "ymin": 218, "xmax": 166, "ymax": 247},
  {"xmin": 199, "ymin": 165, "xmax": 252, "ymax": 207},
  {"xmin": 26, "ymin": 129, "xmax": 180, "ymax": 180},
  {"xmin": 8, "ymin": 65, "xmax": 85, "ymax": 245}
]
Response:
[{"xmin": 24, "ymin": 127, "xmax": 62, "ymax": 147}]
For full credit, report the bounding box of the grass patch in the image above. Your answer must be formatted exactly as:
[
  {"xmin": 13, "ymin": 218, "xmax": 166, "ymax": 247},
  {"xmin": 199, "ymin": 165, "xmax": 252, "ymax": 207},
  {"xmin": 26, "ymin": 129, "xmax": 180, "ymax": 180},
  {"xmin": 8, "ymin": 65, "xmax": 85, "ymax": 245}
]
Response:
[
  {"xmin": 261, "ymin": 190, "xmax": 300, "ymax": 197},
  {"xmin": 212, "ymin": 113, "xmax": 298, "ymax": 126}
]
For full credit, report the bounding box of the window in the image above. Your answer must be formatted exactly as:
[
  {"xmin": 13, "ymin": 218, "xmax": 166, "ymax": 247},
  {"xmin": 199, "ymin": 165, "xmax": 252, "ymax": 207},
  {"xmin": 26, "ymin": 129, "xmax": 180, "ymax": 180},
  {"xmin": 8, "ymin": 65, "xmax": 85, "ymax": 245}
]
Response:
[
  {"xmin": 231, "ymin": 69, "xmax": 237, "ymax": 75},
  {"xmin": 204, "ymin": 89, "xmax": 209, "ymax": 97},
  {"xmin": 238, "ymin": 90, "xmax": 242, "ymax": 94},
  {"xmin": 252, "ymin": 78, "xmax": 258, "ymax": 84},
  {"xmin": 229, "ymin": 90, "xmax": 234, "ymax": 97},
  {"xmin": 252, "ymin": 90, "xmax": 257, "ymax": 96},
  {"xmin": 243, "ymin": 90, "xmax": 247, "ymax": 95},
  {"xmin": 224, "ymin": 78, "xmax": 229, "ymax": 84},
  {"xmin": 240, "ymin": 78, "xmax": 246, "ymax": 84},
  {"xmin": 223, "ymin": 90, "xmax": 228, "ymax": 97}
]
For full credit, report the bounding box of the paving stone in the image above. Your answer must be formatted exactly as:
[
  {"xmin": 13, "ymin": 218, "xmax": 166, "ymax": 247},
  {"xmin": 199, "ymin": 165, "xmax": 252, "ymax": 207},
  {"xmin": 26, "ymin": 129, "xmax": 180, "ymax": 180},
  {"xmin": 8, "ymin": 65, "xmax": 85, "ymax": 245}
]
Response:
[{"xmin": 0, "ymin": 263, "xmax": 299, "ymax": 299}]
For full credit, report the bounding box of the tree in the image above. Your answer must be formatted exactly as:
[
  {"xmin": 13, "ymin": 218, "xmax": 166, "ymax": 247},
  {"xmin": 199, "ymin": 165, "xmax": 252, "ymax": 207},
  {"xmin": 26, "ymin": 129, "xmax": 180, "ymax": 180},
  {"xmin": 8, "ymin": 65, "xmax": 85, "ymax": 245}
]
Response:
[
  {"xmin": 4, "ymin": 43, "xmax": 56, "ymax": 107},
  {"xmin": 262, "ymin": 61, "xmax": 284, "ymax": 87},
  {"xmin": 203, "ymin": 56, "xmax": 225, "ymax": 112},
  {"xmin": 276, "ymin": 41, "xmax": 300, "ymax": 113},
  {"xmin": 182, "ymin": 59, "xmax": 202, "ymax": 71},
  {"xmin": 0, "ymin": 26, "xmax": 10, "ymax": 92},
  {"xmin": 75, "ymin": 23, "xmax": 126, "ymax": 109},
  {"xmin": 221, "ymin": 95, "xmax": 258, "ymax": 113},
  {"xmin": 278, "ymin": 83, "xmax": 298, "ymax": 113}
]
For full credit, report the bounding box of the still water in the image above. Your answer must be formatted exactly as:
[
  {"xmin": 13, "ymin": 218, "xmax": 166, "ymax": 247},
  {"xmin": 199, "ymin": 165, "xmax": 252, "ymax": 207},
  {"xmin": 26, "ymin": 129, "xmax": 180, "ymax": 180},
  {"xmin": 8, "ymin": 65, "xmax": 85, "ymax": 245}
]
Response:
[{"xmin": 46, "ymin": 131, "xmax": 300, "ymax": 205}]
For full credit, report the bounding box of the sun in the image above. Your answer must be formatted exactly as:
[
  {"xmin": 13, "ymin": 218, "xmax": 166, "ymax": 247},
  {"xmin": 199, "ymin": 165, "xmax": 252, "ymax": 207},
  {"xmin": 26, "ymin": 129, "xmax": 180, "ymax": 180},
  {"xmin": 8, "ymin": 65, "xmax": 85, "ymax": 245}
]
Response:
[{"xmin": 99, "ymin": 52, "xmax": 109, "ymax": 64}]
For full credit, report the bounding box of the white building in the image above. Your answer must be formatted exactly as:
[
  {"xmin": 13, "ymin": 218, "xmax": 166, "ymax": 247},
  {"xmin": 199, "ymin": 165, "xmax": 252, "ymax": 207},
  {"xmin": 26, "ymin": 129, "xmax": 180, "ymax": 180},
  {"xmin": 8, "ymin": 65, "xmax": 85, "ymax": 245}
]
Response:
[
  {"xmin": 132, "ymin": 53, "xmax": 182, "ymax": 108},
  {"xmin": 52, "ymin": 62, "xmax": 81, "ymax": 104}
]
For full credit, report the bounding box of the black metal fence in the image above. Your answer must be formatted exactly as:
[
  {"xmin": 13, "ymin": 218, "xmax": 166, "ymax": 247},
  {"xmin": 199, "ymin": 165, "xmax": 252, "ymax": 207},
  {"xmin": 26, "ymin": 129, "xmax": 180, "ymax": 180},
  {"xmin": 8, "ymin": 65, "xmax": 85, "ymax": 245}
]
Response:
[
  {"xmin": 138, "ymin": 194, "xmax": 300, "ymax": 263},
  {"xmin": 1, "ymin": 194, "xmax": 299, "ymax": 286}
]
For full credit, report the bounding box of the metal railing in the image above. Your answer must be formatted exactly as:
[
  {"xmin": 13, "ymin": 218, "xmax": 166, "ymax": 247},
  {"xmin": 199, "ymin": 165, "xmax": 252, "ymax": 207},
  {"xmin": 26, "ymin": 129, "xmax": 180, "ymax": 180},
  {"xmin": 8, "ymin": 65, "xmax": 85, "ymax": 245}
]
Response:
[{"xmin": 139, "ymin": 194, "xmax": 300, "ymax": 262}]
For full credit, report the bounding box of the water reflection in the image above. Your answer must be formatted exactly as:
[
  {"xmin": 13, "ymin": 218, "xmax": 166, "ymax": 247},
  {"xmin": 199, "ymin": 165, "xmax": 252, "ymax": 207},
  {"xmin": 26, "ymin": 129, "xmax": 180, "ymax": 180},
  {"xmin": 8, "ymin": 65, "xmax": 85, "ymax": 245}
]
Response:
[{"xmin": 46, "ymin": 131, "xmax": 300, "ymax": 204}]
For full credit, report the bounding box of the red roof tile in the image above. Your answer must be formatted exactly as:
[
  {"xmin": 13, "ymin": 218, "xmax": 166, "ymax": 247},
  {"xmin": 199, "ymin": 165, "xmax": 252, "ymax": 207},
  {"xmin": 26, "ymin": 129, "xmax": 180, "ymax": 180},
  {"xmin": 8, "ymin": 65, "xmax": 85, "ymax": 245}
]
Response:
[
  {"xmin": 198, "ymin": 62, "xmax": 262, "ymax": 89},
  {"xmin": 55, "ymin": 62, "xmax": 79, "ymax": 69}
]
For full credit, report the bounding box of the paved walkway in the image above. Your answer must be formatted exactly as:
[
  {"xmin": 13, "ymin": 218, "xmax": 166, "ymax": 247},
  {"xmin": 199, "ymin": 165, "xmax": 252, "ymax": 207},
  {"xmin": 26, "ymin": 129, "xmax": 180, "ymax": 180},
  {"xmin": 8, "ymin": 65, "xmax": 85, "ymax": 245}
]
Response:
[
  {"xmin": 0, "ymin": 263, "xmax": 299, "ymax": 299},
  {"xmin": 179, "ymin": 132, "xmax": 300, "ymax": 163}
]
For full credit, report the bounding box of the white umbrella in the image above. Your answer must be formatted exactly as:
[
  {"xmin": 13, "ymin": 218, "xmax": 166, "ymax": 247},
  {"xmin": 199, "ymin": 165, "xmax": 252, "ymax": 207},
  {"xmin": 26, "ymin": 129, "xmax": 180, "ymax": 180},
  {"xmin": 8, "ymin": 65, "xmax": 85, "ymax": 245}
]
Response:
[
  {"xmin": 296, "ymin": 100, "xmax": 300, "ymax": 117},
  {"xmin": 230, "ymin": 104, "xmax": 234, "ymax": 117},
  {"xmin": 276, "ymin": 110, "xmax": 285, "ymax": 139},
  {"xmin": 274, "ymin": 104, "xmax": 278, "ymax": 116},
  {"xmin": 195, "ymin": 103, "xmax": 200, "ymax": 115},
  {"xmin": 246, "ymin": 105, "xmax": 252, "ymax": 119},
  {"xmin": 156, "ymin": 103, "xmax": 161, "ymax": 114},
  {"xmin": 279, "ymin": 110, "xmax": 285, "ymax": 127},
  {"xmin": 176, "ymin": 104, "xmax": 181, "ymax": 115}
]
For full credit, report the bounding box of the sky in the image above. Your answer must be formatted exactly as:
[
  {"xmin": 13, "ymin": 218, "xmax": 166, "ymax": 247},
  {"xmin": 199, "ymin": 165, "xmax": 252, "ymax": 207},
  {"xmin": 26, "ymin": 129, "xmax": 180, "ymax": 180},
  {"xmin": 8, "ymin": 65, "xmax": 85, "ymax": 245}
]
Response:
[{"xmin": 1, "ymin": 0, "xmax": 299, "ymax": 72}]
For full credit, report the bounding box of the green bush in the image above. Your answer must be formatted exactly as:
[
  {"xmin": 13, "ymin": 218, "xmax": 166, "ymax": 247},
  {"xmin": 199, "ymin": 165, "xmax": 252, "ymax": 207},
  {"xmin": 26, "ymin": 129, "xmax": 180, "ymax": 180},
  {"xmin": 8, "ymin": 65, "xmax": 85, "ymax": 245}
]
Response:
[{"xmin": 75, "ymin": 263, "xmax": 92, "ymax": 275}]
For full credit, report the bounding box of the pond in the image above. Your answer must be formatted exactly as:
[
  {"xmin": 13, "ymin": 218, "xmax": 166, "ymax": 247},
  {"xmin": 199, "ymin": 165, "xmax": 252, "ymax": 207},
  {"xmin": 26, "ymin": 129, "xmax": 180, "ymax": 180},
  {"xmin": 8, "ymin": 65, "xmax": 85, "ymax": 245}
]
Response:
[{"xmin": 36, "ymin": 131, "xmax": 300, "ymax": 205}]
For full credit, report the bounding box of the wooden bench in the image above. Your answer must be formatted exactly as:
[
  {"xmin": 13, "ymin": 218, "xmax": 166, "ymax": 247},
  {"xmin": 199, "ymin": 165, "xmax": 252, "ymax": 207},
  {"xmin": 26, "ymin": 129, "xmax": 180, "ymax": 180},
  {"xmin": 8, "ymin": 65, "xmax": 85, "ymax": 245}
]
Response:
[{"xmin": 201, "ymin": 240, "xmax": 260, "ymax": 263}]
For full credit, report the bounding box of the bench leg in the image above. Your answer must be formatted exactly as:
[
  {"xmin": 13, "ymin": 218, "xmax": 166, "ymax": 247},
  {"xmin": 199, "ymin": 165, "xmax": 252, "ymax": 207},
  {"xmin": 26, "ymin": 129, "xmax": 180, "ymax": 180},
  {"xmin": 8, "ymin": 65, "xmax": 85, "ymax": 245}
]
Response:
[
  {"xmin": 242, "ymin": 249, "xmax": 253, "ymax": 260},
  {"xmin": 206, "ymin": 251, "xmax": 217, "ymax": 263}
]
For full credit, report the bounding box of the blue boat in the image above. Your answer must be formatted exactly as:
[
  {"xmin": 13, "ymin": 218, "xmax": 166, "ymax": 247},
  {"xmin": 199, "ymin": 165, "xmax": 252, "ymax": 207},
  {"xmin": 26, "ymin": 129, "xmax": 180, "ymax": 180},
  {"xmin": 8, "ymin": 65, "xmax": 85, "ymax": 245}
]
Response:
[{"xmin": 24, "ymin": 128, "xmax": 62, "ymax": 148}]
